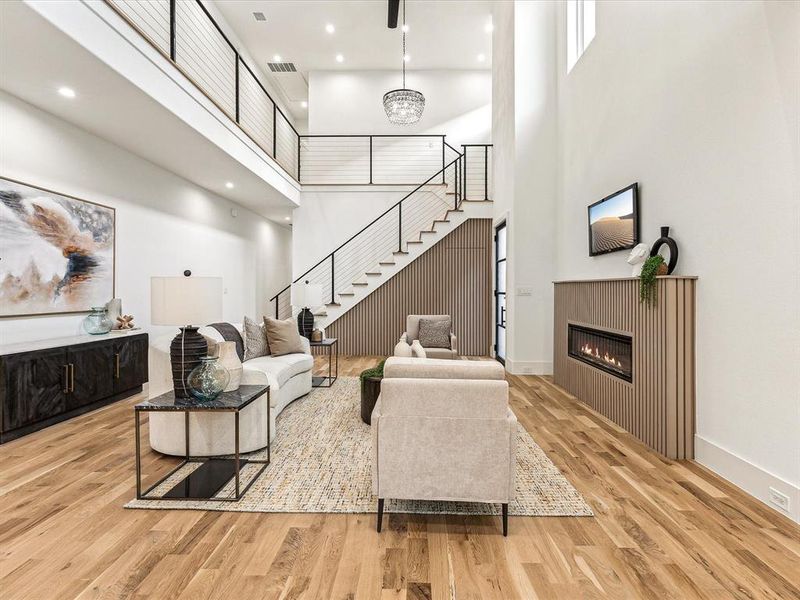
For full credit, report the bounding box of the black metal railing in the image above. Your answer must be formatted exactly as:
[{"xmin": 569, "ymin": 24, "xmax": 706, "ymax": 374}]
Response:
[
  {"xmin": 107, "ymin": 0, "xmax": 302, "ymax": 180},
  {"xmin": 269, "ymin": 144, "xmax": 492, "ymax": 319}
]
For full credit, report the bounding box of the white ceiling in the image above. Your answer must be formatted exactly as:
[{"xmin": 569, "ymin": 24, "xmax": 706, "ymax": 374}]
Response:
[{"xmin": 214, "ymin": 0, "xmax": 493, "ymax": 115}]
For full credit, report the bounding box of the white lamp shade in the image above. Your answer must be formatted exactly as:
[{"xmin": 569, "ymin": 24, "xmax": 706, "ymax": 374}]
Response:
[
  {"xmin": 291, "ymin": 282, "xmax": 323, "ymax": 308},
  {"xmin": 151, "ymin": 276, "xmax": 223, "ymax": 326}
]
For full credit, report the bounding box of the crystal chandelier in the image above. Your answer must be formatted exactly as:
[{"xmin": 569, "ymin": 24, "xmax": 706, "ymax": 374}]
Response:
[{"xmin": 383, "ymin": 0, "xmax": 425, "ymax": 125}]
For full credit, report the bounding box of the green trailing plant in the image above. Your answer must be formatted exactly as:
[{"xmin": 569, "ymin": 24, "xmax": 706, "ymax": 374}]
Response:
[
  {"xmin": 639, "ymin": 255, "xmax": 665, "ymax": 306},
  {"xmin": 360, "ymin": 358, "xmax": 386, "ymax": 383}
]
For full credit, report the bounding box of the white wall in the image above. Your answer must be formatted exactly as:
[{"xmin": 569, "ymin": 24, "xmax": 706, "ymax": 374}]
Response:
[
  {"xmin": 492, "ymin": 0, "xmax": 558, "ymax": 375},
  {"xmin": 0, "ymin": 91, "xmax": 292, "ymax": 345},
  {"xmin": 549, "ymin": 0, "xmax": 799, "ymax": 519},
  {"xmin": 308, "ymin": 70, "xmax": 491, "ymax": 148}
]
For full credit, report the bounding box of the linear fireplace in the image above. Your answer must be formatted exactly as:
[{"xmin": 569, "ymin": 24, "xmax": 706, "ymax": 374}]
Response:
[{"xmin": 568, "ymin": 324, "xmax": 633, "ymax": 382}]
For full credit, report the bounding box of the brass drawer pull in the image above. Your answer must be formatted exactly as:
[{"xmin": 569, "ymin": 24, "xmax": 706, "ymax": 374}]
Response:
[
  {"xmin": 115, "ymin": 353, "xmax": 120, "ymax": 379},
  {"xmin": 69, "ymin": 363, "xmax": 75, "ymax": 393},
  {"xmin": 63, "ymin": 364, "xmax": 69, "ymax": 394}
]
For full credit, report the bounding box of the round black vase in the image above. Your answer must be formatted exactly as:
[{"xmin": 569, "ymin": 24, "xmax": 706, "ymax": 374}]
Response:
[
  {"xmin": 650, "ymin": 226, "xmax": 679, "ymax": 274},
  {"xmin": 297, "ymin": 307, "xmax": 314, "ymax": 339},
  {"xmin": 169, "ymin": 326, "xmax": 208, "ymax": 398}
]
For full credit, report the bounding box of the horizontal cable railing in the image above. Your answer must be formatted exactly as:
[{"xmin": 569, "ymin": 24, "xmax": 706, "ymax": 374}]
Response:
[
  {"xmin": 271, "ymin": 153, "xmax": 468, "ymax": 319},
  {"xmin": 107, "ymin": 0, "xmax": 301, "ymax": 182},
  {"xmin": 462, "ymin": 144, "xmax": 493, "ymax": 201},
  {"xmin": 299, "ymin": 135, "xmax": 447, "ymax": 185}
]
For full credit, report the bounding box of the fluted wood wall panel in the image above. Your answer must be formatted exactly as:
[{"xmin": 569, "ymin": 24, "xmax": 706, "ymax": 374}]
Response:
[
  {"xmin": 553, "ymin": 278, "xmax": 696, "ymax": 459},
  {"xmin": 325, "ymin": 219, "xmax": 492, "ymax": 356}
]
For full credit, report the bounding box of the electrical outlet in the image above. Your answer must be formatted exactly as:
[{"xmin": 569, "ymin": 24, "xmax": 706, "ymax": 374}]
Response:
[
  {"xmin": 769, "ymin": 487, "xmax": 790, "ymax": 512},
  {"xmin": 516, "ymin": 286, "xmax": 533, "ymax": 296}
]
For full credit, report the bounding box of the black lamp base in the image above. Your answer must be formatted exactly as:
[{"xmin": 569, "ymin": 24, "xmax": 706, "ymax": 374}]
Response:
[
  {"xmin": 169, "ymin": 326, "xmax": 208, "ymax": 398},
  {"xmin": 297, "ymin": 307, "xmax": 314, "ymax": 339}
]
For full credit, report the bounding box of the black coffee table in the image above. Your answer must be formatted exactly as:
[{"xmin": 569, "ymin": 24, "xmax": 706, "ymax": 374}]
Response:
[{"xmin": 134, "ymin": 385, "xmax": 270, "ymax": 502}]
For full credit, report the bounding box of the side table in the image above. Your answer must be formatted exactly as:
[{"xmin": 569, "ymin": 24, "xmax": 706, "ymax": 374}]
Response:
[
  {"xmin": 309, "ymin": 338, "xmax": 338, "ymax": 387},
  {"xmin": 135, "ymin": 385, "xmax": 270, "ymax": 501}
]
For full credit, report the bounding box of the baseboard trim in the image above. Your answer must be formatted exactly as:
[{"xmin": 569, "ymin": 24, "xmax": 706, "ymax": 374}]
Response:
[
  {"xmin": 505, "ymin": 360, "xmax": 553, "ymax": 376},
  {"xmin": 695, "ymin": 435, "xmax": 799, "ymax": 523}
]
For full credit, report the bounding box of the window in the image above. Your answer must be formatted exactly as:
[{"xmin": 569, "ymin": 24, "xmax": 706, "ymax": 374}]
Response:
[{"xmin": 567, "ymin": 0, "xmax": 595, "ymax": 72}]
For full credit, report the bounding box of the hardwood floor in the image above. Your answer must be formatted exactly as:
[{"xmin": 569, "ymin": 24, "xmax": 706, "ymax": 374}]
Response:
[{"xmin": 1, "ymin": 356, "xmax": 798, "ymax": 599}]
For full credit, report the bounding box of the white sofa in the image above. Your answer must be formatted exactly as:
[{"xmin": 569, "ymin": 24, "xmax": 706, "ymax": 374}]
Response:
[{"xmin": 148, "ymin": 324, "xmax": 312, "ymax": 456}]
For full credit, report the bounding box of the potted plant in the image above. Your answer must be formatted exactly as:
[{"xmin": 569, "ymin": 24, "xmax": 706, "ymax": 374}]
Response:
[
  {"xmin": 360, "ymin": 358, "xmax": 386, "ymax": 425},
  {"xmin": 639, "ymin": 255, "xmax": 667, "ymax": 306}
]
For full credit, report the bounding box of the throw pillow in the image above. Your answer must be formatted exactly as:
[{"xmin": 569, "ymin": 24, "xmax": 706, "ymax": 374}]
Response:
[
  {"xmin": 417, "ymin": 318, "xmax": 451, "ymax": 348},
  {"xmin": 264, "ymin": 317, "xmax": 306, "ymax": 356},
  {"xmin": 243, "ymin": 316, "xmax": 270, "ymax": 361}
]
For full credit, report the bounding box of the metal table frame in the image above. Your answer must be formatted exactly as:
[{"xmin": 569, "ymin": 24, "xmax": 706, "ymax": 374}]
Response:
[
  {"xmin": 135, "ymin": 387, "xmax": 270, "ymax": 502},
  {"xmin": 310, "ymin": 338, "xmax": 338, "ymax": 388}
]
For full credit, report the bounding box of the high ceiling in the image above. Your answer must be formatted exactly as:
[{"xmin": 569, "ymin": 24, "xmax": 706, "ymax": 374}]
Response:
[{"xmin": 214, "ymin": 0, "xmax": 493, "ymax": 115}]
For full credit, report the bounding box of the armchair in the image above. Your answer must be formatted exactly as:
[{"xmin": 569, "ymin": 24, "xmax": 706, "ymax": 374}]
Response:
[
  {"xmin": 372, "ymin": 357, "xmax": 516, "ymax": 535},
  {"xmin": 396, "ymin": 314, "xmax": 458, "ymax": 359}
]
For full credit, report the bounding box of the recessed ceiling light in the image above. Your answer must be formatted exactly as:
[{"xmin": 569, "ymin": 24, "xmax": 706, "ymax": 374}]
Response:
[
  {"xmin": 335, "ymin": 53, "xmax": 344, "ymax": 63},
  {"xmin": 301, "ymin": 101, "xmax": 308, "ymax": 108},
  {"xmin": 284, "ymin": 216, "xmax": 291, "ymax": 221},
  {"xmin": 253, "ymin": 12, "xmax": 266, "ymax": 22},
  {"xmin": 403, "ymin": 54, "xmax": 410, "ymax": 63},
  {"xmin": 225, "ymin": 182, "xmax": 234, "ymax": 189},
  {"xmin": 401, "ymin": 24, "xmax": 409, "ymax": 33},
  {"xmin": 273, "ymin": 54, "xmax": 282, "ymax": 62},
  {"xmin": 484, "ymin": 22, "xmax": 494, "ymax": 34},
  {"xmin": 58, "ymin": 86, "xmax": 76, "ymax": 99},
  {"xmin": 325, "ymin": 23, "xmax": 335, "ymax": 34},
  {"xmin": 477, "ymin": 53, "xmax": 486, "ymax": 62}
]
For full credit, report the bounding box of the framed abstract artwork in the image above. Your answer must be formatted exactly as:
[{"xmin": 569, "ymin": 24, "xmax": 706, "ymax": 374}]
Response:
[{"xmin": 0, "ymin": 177, "xmax": 115, "ymax": 317}]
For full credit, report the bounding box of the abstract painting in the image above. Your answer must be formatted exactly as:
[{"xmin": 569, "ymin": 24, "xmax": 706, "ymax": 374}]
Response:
[{"xmin": 0, "ymin": 178, "xmax": 115, "ymax": 317}]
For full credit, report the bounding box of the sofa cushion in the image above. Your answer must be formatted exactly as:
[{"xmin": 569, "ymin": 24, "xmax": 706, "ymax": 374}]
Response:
[
  {"xmin": 384, "ymin": 357, "xmax": 505, "ymax": 380},
  {"xmin": 244, "ymin": 353, "xmax": 313, "ymax": 387},
  {"xmin": 264, "ymin": 317, "xmax": 306, "ymax": 356},
  {"xmin": 418, "ymin": 317, "xmax": 451, "ymax": 348},
  {"xmin": 424, "ymin": 347, "xmax": 457, "ymax": 360},
  {"xmin": 244, "ymin": 316, "xmax": 270, "ymax": 360}
]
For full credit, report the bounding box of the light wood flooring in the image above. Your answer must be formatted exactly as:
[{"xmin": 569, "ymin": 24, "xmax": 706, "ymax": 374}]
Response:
[{"xmin": 1, "ymin": 356, "xmax": 798, "ymax": 599}]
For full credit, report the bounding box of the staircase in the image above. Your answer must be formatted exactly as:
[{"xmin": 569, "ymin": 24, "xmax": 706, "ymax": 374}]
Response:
[{"xmin": 271, "ymin": 143, "xmax": 493, "ymax": 331}]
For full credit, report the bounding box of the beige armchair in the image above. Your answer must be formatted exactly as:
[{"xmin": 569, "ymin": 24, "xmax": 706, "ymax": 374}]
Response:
[
  {"xmin": 372, "ymin": 357, "xmax": 516, "ymax": 535},
  {"xmin": 397, "ymin": 314, "xmax": 458, "ymax": 359}
]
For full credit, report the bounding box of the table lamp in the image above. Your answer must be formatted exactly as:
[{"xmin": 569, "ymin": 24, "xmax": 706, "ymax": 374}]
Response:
[
  {"xmin": 291, "ymin": 281, "xmax": 322, "ymax": 339},
  {"xmin": 151, "ymin": 274, "xmax": 223, "ymax": 397}
]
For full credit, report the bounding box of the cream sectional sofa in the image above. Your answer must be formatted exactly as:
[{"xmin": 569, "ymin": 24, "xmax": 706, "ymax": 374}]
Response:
[{"xmin": 148, "ymin": 324, "xmax": 312, "ymax": 456}]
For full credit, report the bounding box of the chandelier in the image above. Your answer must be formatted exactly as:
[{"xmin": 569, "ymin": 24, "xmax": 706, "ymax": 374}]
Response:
[{"xmin": 383, "ymin": 0, "xmax": 425, "ymax": 125}]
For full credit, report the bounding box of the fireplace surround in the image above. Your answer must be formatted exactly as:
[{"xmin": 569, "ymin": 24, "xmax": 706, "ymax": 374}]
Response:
[{"xmin": 554, "ymin": 277, "xmax": 696, "ymax": 460}]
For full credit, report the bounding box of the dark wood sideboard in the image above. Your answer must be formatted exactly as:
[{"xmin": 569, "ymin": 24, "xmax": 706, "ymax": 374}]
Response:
[{"xmin": 0, "ymin": 332, "xmax": 148, "ymax": 443}]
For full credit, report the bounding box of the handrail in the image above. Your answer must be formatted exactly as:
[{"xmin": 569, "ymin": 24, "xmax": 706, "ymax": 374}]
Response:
[
  {"xmin": 105, "ymin": 0, "xmax": 302, "ymax": 181},
  {"xmin": 269, "ymin": 151, "xmax": 464, "ymax": 304}
]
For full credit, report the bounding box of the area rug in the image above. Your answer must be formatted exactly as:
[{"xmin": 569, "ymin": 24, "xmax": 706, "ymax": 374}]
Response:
[{"xmin": 126, "ymin": 377, "xmax": 593, "ymax": 516}]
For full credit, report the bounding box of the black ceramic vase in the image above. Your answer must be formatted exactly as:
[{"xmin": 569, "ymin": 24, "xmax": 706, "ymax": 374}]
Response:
[
  {"xmin": 169, "ymin": 326, "xmax": 208, "ymax": 398},
  {"xmin": 650, "ymin": 226, "xmax": 678, "ymax": 274},
  {"xmin": 297, "ymin": 307, "xmax": 314, "ymax": 339}
]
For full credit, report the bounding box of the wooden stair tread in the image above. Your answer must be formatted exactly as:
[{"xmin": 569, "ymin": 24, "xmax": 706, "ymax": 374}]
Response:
[
  {"xmin": 338, "ymin": 292, "xmax": 355, "ymax": 297},
  {"xmin": 352, "ymin": 282, "xmax": 369, "ymax": 286},
  {"xmin": 378, "ymin": 261, "xmax": 395, "ymax": 266},
  {"xmin": 407, "ymin": 240, "xmax": 424, "ymax": 245},
  {"xmin": 325, "ymin": 302, "xmax": 341, "ymax": 307},
  {"xmin": 365, "ymin": 272, "xmax": 381, "ymax": 276},
  {"xmin": 392, "ymin": 251, "xmax": 409, "ymax": 255}
]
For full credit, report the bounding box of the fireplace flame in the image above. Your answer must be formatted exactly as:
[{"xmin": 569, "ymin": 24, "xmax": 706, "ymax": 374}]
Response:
[{"xmin": 581, "ymin": 343, "xmax": 623, "ymax": 368}]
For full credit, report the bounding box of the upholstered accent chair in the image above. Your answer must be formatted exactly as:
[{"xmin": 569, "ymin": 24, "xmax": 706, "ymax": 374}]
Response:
[
  {"xmin": 371, "ymin": 357, "xmax": 517, "ymax": 535},
  {"xmin": 397, "ymin": 314, "xmax": 458, "ymax": 359}
]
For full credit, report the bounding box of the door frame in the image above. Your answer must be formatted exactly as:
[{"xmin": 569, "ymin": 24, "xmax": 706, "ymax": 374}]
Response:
[{"xmin": 494, "ymin": 220, "xmax": 507, "ymax": 366}]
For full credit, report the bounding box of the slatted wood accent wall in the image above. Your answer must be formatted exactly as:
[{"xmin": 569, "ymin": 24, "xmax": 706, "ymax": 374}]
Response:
[
  {"xmin": 553, "ymin": 277, "xmax": 696, "ymax": 459},
  {"xmin": 325, "ymin": 219, "xmax": 492, "ymax": 356}
]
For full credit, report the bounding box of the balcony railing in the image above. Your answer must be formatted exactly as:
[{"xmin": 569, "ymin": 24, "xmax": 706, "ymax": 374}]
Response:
[{"xmin": 108, "ymin": 0, "xmax": 301, "ymax": 180}]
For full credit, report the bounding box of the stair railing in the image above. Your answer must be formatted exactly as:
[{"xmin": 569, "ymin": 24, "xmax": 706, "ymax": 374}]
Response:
[{"xmin": 270, "ymin": 147, "xmax": 467, "ymax": 319}]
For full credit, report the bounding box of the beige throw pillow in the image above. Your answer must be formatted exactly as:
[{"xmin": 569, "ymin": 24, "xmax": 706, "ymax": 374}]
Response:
[
  {"xmin": 243, "ymin": 316, "xmax": 270, "ymax": 361},
  {"xmin": 264, "ymin": 317, "xmax": 306, "ymax": 356},
  {"xmin": 418, "ymin": 318, "xmax": 451, "ymax": 348}
]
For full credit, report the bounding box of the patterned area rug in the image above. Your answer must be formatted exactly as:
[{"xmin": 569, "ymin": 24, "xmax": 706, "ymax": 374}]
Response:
[{"xmin": 126, "ymin": 377, "xmax": 593, "ymax": 516}]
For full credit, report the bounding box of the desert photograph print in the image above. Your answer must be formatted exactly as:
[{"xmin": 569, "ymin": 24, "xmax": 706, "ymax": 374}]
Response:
[
  {"xmin": 0, "ymin": 178, "xmax": 115, "ymax": 317},
  {"xmin": 588, "ymin": 183, "xmax": 638, "ymax": 256}
]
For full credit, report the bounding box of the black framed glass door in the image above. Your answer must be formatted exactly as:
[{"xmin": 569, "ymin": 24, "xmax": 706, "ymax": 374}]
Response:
[{"xmin": 494, "ymin": 222, "xmax": 506, "ymax": 365}]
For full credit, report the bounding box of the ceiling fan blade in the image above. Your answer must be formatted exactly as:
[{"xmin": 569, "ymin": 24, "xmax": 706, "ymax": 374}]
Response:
[{"xmin": 388, "ymin": 0, "xmax": 399, "ymax": 28}]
